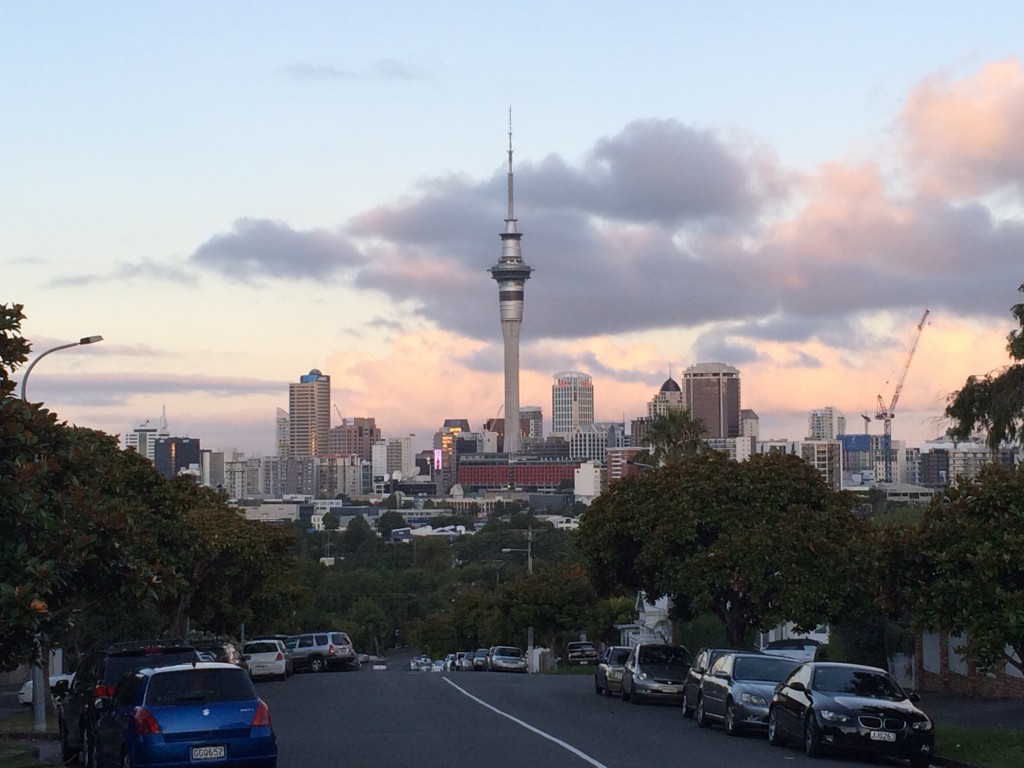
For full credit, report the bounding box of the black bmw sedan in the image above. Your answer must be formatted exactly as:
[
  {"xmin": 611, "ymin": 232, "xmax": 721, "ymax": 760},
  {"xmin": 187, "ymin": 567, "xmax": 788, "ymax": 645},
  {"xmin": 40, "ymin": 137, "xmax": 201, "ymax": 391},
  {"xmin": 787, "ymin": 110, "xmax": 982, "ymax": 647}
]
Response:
[{"xmin": 767, "ymin": 661, "xmax": 934, "ymax": 768}]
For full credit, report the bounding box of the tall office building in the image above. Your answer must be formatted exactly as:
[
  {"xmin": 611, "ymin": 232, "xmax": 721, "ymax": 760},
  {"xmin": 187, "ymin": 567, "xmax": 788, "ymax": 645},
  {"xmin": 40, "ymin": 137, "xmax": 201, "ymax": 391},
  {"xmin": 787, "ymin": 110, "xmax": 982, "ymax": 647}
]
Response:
[
  {"xmin": 488, "ymin": 119, "xmax": 533, "ymax": 454},
  {"xmin": 682, "ymin": 362, "xmax": 741, "ymax": 439},
  {"xmin": 328, "ymin": 417, "xmax": 381, "ymax": 461},
  {"xmin": 551, "ymin": 371, "xmax": 594, "ymax": 436},
  {"xmin": 288, "ymin": 369, "xmax": 331, "ymax": 457},
  {"xmin": 154, "ymin": 436, "xmax": 201, "ymax": 480},
  {"xmin": 124, "ymin": 408, "xmax": 170, "ymax": 460}
]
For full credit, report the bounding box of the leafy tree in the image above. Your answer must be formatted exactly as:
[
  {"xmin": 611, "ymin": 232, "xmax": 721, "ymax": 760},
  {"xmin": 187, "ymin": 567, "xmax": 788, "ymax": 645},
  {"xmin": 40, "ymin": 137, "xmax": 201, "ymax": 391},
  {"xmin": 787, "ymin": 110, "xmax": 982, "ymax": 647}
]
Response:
[
  {"xmin": 946, "ymin": 283, "xmax": 1024, "ymax": 451},
  {"xmin": 322, "ymin": 512, "xmax": 339, "ymax": 531},
  {"xmin": 377, "ymin": 510, "xmax": 406, "ymax": 540},
  {"xmin": 892, "ymin": 464, "xmax": 1024, "ymax": 673},
  {"xmin": 576, "ymin": 451, "xmax": 865, "ymax": 646},
  {"xmin": 640, "ymin": 406, "xmax": 708, "ymax": 466}
]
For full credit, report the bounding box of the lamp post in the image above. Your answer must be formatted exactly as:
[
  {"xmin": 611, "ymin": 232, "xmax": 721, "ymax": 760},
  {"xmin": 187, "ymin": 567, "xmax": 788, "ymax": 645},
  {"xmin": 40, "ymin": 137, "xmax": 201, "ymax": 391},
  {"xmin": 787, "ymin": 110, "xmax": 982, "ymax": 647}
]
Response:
[
  {"xmin": 20, "ymin": 335, "xmax": 104, "ymax": 401},
  {"xmin": 501, "ymin": 528, "xmax": 534, "ymax": 574},
  {"xmin": 19, "ymin": 334, "xmax": 102, "ymax": 732}
]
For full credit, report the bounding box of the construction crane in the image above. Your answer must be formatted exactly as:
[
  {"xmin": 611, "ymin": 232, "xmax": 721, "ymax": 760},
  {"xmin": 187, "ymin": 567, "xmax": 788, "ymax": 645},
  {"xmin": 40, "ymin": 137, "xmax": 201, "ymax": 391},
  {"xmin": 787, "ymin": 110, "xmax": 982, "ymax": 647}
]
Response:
[
  {"xmin": 875, "ymin": 309, "xmax": 930, "ymax": 483},
  {"xmin": 333, "ymin": 404, "xmax": 344, "ymax": 425}
]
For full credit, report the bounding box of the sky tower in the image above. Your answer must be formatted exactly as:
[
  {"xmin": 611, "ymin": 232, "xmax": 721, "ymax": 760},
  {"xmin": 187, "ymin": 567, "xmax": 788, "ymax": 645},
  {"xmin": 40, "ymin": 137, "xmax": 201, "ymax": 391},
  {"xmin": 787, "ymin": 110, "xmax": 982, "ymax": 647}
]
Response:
[{"xmin": 489, "ymin": 114, "xmax": 533, "ymax": 454}]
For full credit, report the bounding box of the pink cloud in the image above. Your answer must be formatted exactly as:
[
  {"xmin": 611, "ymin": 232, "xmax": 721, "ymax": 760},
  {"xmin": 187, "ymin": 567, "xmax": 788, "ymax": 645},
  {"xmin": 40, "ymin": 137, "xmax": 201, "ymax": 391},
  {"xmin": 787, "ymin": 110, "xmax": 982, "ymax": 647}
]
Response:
[{"xmin": 900, "ymin": 59, "xmax": 1024, "ymax": 197}]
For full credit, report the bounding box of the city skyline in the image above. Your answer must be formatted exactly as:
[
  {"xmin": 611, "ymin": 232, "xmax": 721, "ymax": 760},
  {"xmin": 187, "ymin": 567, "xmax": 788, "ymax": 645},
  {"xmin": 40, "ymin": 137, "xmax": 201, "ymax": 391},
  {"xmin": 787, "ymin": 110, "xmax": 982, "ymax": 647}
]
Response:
[{"xmin": 5, "ymin": 4, "xmax": 1023, "ymax": 456}]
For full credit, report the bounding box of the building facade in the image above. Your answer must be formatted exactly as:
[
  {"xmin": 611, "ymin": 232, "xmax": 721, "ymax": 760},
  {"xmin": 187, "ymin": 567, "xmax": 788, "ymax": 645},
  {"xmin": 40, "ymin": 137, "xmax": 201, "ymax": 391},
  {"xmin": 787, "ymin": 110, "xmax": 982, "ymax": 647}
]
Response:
[
  {"xmin": 288, "ymin": 369, "xmax": 331, "ymax": 457},
  {"xmin": 808, "ymin": 407, "xmax": 847, "ymax": 441},
  {"xmin": 328, "ymin": 417, "xmax": 381, "ymax": 461},
  {"xmin": 683, "ymin": 362, "xmax": 741, "ymax": 439},
  {"xmin": 551, "ymin": 371, "xmax": 594, "ymax": 436}
]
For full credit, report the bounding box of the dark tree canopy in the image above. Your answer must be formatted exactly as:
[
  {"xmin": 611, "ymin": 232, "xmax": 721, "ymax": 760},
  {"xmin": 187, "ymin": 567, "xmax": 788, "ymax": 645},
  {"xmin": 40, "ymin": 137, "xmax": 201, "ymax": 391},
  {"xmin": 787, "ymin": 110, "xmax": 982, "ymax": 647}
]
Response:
[
  {"xmin": 946, "ymin": 283, "xmax": 1024, "ymax": 451},
  {"xmin": 577, "ymin": 451, "xmax": 865, "ymax": 646}
]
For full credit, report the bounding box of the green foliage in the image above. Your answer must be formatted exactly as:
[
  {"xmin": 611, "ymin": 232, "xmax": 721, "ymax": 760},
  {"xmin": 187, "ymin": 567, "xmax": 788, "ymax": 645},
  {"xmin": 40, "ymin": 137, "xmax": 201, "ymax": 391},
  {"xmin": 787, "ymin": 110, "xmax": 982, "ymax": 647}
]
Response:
[
  {"xmin": 893, "ymin": 464, "xmax": 1024, "ymax": 673},
  {"xmin": 639, "ymin": 406, "xmax": 707, "ymax": 466},
  {"xmin": 576, "ymin": 451, "xmax": 865, "ymax": 646},
  {"xmin": 675, "ymin": 613, "xmax": 732, "ymax": 652},
  {"xmin": 946, "ymin": 283, "xmax": 1024, "ymax": 451}
]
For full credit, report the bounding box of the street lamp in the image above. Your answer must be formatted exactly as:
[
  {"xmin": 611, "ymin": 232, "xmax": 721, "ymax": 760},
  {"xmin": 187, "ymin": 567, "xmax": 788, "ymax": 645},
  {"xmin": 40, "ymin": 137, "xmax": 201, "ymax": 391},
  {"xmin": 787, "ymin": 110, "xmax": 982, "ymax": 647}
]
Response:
[
  {"xmin": 20, "ymin": 335, "xmax": 104, "ymax": 401},
  {"xmin": 500, "ymin": 529, "xmax": 535, "ymax": 575},
  {"xmin": 18, "ymin": 334, "xmax": 102, "ymax": 732}
]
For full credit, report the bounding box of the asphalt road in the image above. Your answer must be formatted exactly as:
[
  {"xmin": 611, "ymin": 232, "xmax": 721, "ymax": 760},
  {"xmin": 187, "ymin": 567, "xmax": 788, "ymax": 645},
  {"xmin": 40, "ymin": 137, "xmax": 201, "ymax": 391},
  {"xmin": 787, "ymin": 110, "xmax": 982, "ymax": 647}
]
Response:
[{"xmin": 257, "ymin": 665, "xmax": 933, "ymax": 768}]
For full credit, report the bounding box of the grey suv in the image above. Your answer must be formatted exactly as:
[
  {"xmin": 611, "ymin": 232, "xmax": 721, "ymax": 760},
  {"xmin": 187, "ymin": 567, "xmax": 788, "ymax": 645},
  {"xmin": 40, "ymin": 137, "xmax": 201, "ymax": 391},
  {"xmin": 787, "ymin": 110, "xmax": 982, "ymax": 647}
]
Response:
[{"xmin": 285, "ymin": 631, "xmax": 358, "ymax": 672}]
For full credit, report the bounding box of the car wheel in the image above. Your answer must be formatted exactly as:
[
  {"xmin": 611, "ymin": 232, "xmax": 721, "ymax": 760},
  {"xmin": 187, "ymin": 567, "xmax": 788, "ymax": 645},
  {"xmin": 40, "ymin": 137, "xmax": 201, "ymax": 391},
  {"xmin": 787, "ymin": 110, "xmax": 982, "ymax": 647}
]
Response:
[
  {"xmin": 309, "ymin": 656, "xmax": 325, "ymax": 673},
  {"xmin": 682, "ymin": 688, "xmax": 695, "ymax": 718},
  {"xmin": 81, "ymin": 727, "xmax": 96, "ymax": 768},
  {"xmin": 59, "ymin": 719, "xmax": 78, "ymax": 765},
  {"xmin": 908, "ymin": 757, "xmax": 930, "ymax": 768},
  {"xmin": 594, "ymin": 678, "xmax": 602, "ymax": 695},
  {"xmin": 804, "ymin": 715, "xmax": 822, "ymax": 758},
  {"xmin": 767, "ymin": 706, "xmax": 785, "ymax": 746},
  {"xmin": 122, "ymin": 752, "xmax": 133, "ymax": 768},
  {"xmin": 620, "ymin": 679, "xmax": 630, "ymax": 703},
  {"xmin": 724, "ymin": 700, "xmax": 741, "ymax": 736},
  {"xmin": 696, "ymin": 695, "xmax": 710, "ymax": 727}
]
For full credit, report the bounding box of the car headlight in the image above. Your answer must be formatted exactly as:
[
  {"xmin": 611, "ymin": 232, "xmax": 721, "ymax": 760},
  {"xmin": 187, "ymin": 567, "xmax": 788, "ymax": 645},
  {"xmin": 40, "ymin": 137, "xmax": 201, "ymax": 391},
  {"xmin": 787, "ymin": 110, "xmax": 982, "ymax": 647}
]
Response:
[
  {"xmin": 819, "ymin": 709, "xmax": 851, "ymax": 723},
  {"xmin": 912, "ymin": 719, "xmax": 934, "ymax": 732},
  {"xmin": 740, "ymin": 692, "xmax": 767, "ymax": 706},
  {"xmin": 636, "ymin": 671, "xmax": 649, "ymax": 681}
]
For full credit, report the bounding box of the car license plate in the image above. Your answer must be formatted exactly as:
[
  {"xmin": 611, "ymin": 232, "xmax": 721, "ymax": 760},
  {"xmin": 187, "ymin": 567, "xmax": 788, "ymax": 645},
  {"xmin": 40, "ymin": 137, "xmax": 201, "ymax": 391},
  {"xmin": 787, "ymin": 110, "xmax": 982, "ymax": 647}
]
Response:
[
  {"xmin": 191, "ymin": 745, "xmax": 226, "ymax": 760},
  {"xmin": 870, "ymin": 730, "xmax": 896, "ymax": 742}
]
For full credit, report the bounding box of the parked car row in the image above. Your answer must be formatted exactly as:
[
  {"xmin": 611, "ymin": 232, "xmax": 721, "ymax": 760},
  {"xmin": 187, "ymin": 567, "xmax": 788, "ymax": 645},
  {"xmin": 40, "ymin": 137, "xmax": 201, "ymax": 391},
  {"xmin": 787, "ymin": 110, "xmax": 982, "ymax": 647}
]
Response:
[
  {"xmin": 596, "ymin": 643, "xmax": 934, "ymax": 768},
  {"xmin": 51, "ymin": 629, "xmax": 363, "ymax": 767},
  {"xmin": 413, "ymin": 645, "xmax": 529, "ymax": 673}
]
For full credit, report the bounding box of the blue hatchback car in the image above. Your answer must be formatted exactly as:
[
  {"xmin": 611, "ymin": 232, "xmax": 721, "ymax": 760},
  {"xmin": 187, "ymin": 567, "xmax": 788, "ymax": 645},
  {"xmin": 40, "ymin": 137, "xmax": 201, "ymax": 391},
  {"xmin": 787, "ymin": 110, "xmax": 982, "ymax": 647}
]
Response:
[{"xmin": 92, "ymin": 662, "xmax": 277, "ymax": 768}]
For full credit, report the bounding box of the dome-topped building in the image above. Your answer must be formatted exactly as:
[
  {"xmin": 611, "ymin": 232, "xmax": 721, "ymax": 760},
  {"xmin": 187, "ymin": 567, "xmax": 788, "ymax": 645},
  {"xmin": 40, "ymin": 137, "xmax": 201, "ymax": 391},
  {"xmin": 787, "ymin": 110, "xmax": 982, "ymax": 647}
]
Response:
[{"xmin": 649, "ymin": 372, "xmax": 684, "ymax": 417}]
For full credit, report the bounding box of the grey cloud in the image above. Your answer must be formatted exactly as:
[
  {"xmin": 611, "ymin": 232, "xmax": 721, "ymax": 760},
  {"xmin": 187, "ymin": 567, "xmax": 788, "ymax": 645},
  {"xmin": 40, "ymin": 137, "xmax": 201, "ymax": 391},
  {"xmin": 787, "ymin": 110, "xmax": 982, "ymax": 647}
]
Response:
[
  {"xmin": 29, "ymin": 372, "xmax": 285, "ymax": 408},
  {"xmin": 190, "ymin": 218, "xmax": 366, "ymax": 283},
  {"xmin": 46, "ymin": 259, "xmax": 197, "ymax": 289}
]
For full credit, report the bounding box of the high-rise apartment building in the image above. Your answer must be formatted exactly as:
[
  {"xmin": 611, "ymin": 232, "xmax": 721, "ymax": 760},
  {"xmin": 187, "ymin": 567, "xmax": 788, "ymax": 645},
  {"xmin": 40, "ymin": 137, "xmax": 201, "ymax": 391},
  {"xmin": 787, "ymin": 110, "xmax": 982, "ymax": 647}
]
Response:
[
  {"xmin": 808, "ymin": 406, "xmax": 846, "ymax": 440},
  {"xmin": 154, "ymin": 436, "xmax": 201, "ymax": 480},
  {"xmin": 551, "ymin": 371, "xmax": 594, "ymax": 436},
  {"xmin": 488, "ymin": 121, "xmax": 532, "ymax": 454},
  {"xmin": 682, "ymin": 363, "xmax": 740, "ymax": 439},
  {"xmin": 288, "ymin": 369, "xmax": 331, "ymax": 457},
  {"xmin": 521, "ymin": 406, "xmax": 543, "ymax": 441},
  {"xmin": 275, "ymin": 407, "xmax": 289, "ymax": 456}
]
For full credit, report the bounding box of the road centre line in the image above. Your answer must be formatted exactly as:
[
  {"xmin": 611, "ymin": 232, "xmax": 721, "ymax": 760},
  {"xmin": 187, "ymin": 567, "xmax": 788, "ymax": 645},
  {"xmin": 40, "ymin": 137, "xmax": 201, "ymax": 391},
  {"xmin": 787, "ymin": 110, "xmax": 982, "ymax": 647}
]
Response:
[{"xmin": 442, "ymin": 677, "xmax": 608, "ymax": 768}]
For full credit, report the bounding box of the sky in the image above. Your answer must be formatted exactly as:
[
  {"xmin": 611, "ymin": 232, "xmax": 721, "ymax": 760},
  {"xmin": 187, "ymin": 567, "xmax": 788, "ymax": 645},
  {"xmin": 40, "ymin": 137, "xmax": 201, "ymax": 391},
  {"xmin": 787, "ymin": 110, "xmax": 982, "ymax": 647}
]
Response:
[{"xmin": 4, "ymin": 2, "xmax": 1024, "ymax": 456}]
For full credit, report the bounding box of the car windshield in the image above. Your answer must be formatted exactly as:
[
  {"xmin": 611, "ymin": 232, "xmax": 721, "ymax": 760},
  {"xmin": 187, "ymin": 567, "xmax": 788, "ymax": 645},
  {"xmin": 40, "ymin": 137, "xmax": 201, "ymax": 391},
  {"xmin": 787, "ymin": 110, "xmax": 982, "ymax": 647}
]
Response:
[
  {"xmin": 606, "ymin": 648, "xmax": 631, "ymax": 665},
  {"xmin": 812, "ymin": 668, "xmax": 905, "ymax": 700},
  {"xmin": 638, "ymin": 645, "xmax": 690, "ymax": 666},
  {"xmin": 146, "ymin": 668, "xmax": 257, "ymax": 706},
  {"xmin": 243, "ymin": 642, "xmax": 280, "ymax": 655},
  {"xmin": 106, "ymin": 650, "xmax": 197, "ymax": 683},
  {"xmin": 495, "ymin": 647, "xmax": 521, "ymax": 657},
  {"xmin": 733, "ymin": 656, "xmax": 796, "ymax": 682}
]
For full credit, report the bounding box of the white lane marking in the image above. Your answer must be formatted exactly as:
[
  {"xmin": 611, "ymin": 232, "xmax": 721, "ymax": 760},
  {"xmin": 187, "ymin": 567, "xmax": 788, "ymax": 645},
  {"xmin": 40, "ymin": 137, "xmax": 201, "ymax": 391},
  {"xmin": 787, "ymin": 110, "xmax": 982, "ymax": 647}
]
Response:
[{"xmin": 442, "ymin": 677, "xmax": 608, "ymax": 768}]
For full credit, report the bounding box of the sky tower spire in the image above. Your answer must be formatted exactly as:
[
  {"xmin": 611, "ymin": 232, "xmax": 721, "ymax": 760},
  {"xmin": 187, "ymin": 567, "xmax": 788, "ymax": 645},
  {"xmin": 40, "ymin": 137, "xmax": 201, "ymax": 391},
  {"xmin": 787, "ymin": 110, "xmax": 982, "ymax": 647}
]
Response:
[{"xmin": 490, "ymin": 111, "xmax": 533, "ymax": 454}]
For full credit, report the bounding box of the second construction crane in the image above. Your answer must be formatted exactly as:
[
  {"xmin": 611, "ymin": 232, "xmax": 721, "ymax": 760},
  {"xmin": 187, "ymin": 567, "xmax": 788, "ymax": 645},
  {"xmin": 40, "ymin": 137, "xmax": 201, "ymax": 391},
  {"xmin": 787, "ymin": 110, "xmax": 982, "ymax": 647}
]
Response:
[{"xmin": 876, "ymin": 309, "xmax": 930, "ymax": 483}]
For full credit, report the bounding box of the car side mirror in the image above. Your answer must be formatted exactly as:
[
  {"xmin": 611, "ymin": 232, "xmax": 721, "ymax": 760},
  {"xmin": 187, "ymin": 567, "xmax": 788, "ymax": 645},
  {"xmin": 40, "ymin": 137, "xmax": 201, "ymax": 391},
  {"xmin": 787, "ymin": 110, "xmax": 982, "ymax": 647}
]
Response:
[
  {"xmin": 908, "ymin": 691, "xmax": 921, "ymax": 703},
  {"xmin": 53, "ymin": 680, "xmax": 70, "ymax": 696},
  {"xmin": 789, "ymin": 681, "xmax": 807, "ymax": 693},
  {"xmin": 94, "ymin": 697, "xmax": 110, "ymax": 712},
  {"xmin": 713, "ymin": 670, "xmax": 729, "ymax": 679}
]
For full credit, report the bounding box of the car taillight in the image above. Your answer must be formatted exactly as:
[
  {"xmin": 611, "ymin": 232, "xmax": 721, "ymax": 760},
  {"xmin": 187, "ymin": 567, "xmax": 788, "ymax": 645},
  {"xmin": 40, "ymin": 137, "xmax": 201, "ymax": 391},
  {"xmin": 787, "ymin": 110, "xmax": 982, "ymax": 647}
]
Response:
[
  {"xmin": 251, "ymin": 700, "xmax": 271, "ymax": 727},
  {"xmin": 94, "ymin": 684, "xmax": 116, "ymax": 699},
  {"xmin": 133, "ymin": 707, "xmax": 161, "ymax": 735},
  {"xmin": 328, "ymin": 645, "xmax": 335, "ymax": 655},
  {"xmin": 275, "ymin": 652, "xmax": 283, "ymax": 662}
]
